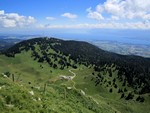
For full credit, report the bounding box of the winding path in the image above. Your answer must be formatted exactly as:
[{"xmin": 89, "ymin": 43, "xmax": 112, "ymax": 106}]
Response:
[
  {"xmin": 68, "ymin": 69, "xmax": 77, "ymax": 88},
  {"xmin": 68, "ymin": 69, "xmax": 121, "ymax": 113},
  {"xmin": 69, "ymin": 69, "xmax": 76, "ymax": 79}
]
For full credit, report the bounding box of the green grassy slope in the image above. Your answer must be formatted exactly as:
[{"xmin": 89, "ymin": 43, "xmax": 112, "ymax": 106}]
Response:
[
  {"xmin": 0, "ymin": 37, "xmax": 150, "ymax": 113},
  {"xmin": 0, "ymin": 51, "xmax": 150, "ymax": 113},
  {"xmin": 72, "ymin": 69, "xmax": 150, "ymax": 113},
  {"xmin": 0, "ymin": 52, "xmax": 115, "ymax": 113},
  {"xmin": 1, "ymin": 75, "xmax": 116, "ymax": 113}
]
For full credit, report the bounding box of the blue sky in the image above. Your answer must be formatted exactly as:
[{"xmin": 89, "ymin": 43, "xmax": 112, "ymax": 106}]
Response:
[{"xmin": 0, "ymin": 0, "xmax": 150, "ymax": 43}]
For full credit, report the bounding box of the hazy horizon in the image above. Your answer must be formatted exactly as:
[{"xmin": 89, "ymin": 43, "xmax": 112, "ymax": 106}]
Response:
[{"xmin": 0, "ymin": 0, "xmax": 150, "ymax": 45}]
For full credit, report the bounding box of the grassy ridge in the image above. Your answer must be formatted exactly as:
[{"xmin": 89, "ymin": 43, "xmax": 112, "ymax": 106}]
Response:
[{"xmin": 0, "ymin": 37, "xmax": 150, "ymax": 113}]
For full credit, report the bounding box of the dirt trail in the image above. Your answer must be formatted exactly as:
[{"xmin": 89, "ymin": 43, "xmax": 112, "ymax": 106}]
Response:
[
  {"xmin": 68, "ymin": 69, "xmax": 121, "ymax": 113},
  {"xmin": 69, "ymin": 69, "xmax": 76, "ymax": 79}
]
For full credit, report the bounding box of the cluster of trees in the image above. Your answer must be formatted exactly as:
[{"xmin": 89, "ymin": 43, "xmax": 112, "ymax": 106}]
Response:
[
  {"xmin": 91, "ymin": 68, "xmax": 145, "ymax": 102},
  {"xmin": 136, "ymin": 96, "xmax": 145, "ymax": 102}
]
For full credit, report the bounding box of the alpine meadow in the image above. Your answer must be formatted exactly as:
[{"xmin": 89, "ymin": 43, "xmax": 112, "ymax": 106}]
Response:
[{"xmin": 0, "ymin": 0, "xmax": 150, "ymax": 113}]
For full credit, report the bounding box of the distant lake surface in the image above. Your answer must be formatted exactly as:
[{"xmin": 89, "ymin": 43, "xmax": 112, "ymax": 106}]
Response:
[
  {"xmin": 51, "ymin": 29, "xmax": 150, "ymax": 46},
  {"xmin": 96, "ymin": 37, "xmax": 150, "ymax": 45},
  {"xmin": 60, "ymin": 35, "xmax": 150, "ymax": 46}
]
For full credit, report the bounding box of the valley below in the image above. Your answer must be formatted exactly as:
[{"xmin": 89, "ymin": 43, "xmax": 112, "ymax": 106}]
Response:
[{"xmin": 91, "ymin": 40, "xmax": 150, "ymax": 58}]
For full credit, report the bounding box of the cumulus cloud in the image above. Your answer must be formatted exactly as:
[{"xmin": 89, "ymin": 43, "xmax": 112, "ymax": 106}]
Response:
[
  {"xmin": 61, "ymin": 13, "xmax": 78, "ymax": 19},
  {"xmin": 46, "ymin": 16, "xmax": 56, "ymax": 20},
  {"xmin": 0, "ymin": 10, "xmax": 36, "ymax": 28},
  {"xmin": 87, "ymin": 7, "xmax": 104, "ymax": 20},
  {"xmin": 87, "ymin": 0, "xmax": 150, "ymax": 21}
]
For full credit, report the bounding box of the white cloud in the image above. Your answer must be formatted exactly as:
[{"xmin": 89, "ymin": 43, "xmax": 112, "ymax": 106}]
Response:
[
  {"xmin": 46, "ymin": 16, "xmax": 56, "ymax": 20},
  {"xmin": 111, "ymin": 15, "xmax": 119, "ymax": 20},
  {"xmin": 27, "ymin": 16, "xmax": 36, "ymax": 23},
  {"xmin": 61, "ymin": 13, "xmax": 78, "ymax": 19},
  {"xmin": 2, "ymin": 19, "xmax": 16, "ymax": 28},
  {"xmin": 37, "ymin": 21, "xmax": 150, "ymax": 29},
  {"xmin": 87, "ymin": 0, "xmax": 150, "ymax": 21},
  {"xmin": 96, "ymin": 5, "xmax": 104, "ymax": 13},
  {"xmin": 104, "ymin": 0, "xmax": 150, "ymax": 20},
  {"xmin": 0, "ymin": 10, "xmax": 4, "ymax": 15},
  {"xmin": 0, "ymin": 10, "xmax": 36, "ymax": 28},
  {"xmin": 87, "ymin": 7, "xmax": 104, "ymax": 20}
]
